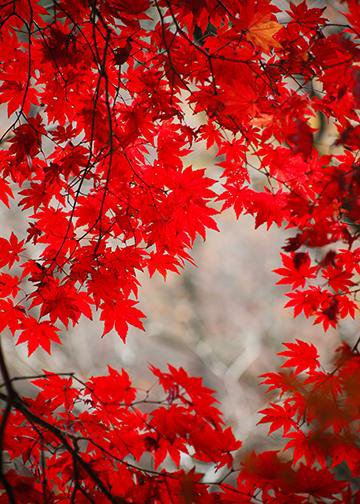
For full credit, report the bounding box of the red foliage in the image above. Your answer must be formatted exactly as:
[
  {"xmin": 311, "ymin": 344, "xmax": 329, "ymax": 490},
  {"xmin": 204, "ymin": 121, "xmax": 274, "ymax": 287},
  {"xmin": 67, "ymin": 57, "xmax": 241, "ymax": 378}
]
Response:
[{"xmin": 0, "ymin": 0, "xmax": 358, "ymax": 502}]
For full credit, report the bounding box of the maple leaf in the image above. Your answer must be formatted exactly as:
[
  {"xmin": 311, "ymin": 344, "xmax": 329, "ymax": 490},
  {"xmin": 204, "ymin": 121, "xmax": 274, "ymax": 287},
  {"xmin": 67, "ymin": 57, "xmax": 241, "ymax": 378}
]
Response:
[
  {"xmin": 0, "ymin": 233, "xmax": 25, "ymax": 268},
  {"xmin": 100, "ymin": 299, "xmax": 145, "ymax": 341},
  {"xmin": 279, "ymin": 340, "xmax": 319, "ymax": 374},
  {"xmin": 30, "ymin": 279, "xmax": 92, "ymax": 328},
  {"xmin": 313, "ymin": 296, "xmax": 340, "ymax": 332},
  {"xmin": 17, "ymin": 317, "xmax": 61, "ymax": 356},
  {"xmin": 274, "ymin": 252, "xmax": 317, "ymax": 289},
  {"xmin": 87, "ymin": 366, "xmax": 136, "ymax": 409},
  {"xmin": 0, "ymin": 273, "xmax": 19, "ymax": 298},
  {"xmin": 246, "ymin": 15, "xmax": 282, "ymax": 53},
  {"xmin": 114, "ymin": 37, "xmax": 132, "ymax": 66},
  {"xmin": 289, "ymin": 465, "xmax": 347, "ymax": 500},
  {"xmin": 151, "ymin": 364, "xmax": 223, "ymax": 426},
  {"xmin": 259, "ymin": 370, "xmax": 302, "ymax": 396},
  {"xmin": 0, "ymin": 79, "xmax": 39, "ymax": 117},
  {"xmin": 32, "ymin": 372, "xmax": 78, "ymax": 411},
  {"xmin": 284, "ymin": 430, "xmax": 314, "ymax": 466},
  {"xmin": 252, "ymin": 189, "xmax": 287, "ymax": 229},
  {"xmin": 322, "ymin": 265, "xmax": 355, "ymax": 292},
  {"xmin": 8, "ymin": 116, "xmax": 44, "ymax": 165},
  {"xmin": 337, "ymin": 295, "xmax": 357, "ymax": 319},
  {"xmin": 0, "ymin": 178, "xmax": 13, "ymax": 207},
  {"xmin": 199, "ymin": 122, "xmax": 222, "ymax": 149},
  {"xmin": 0, "ymin": 299, "xmax": 24, "ymax": 335},
  {"xmin": 258, "ymin": 402, "xmax": 297, "ymax": 435},
  {"xmin": 240, "ymin": 450, "xmax": 293, "ymax": 486},
  {"xmin": 287, "ymin": 1, "xmax": 327, "ymax": 30},
  {"xmin": 285, "ymin": 287, "xmax": 330, "ymax": 319},
  {"xmin": 147, "ymin": 251, "xmax": 180, "ymax": 279}
]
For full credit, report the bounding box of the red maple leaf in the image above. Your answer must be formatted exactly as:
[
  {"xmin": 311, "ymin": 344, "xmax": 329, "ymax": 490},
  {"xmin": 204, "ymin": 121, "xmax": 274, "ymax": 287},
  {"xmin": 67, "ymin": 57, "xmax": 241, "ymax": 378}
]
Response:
[
  {"xmin": 17, "ymin": 317, "xmax": 61, "ymax": 356},
  {"xmin": 274, "ymin": 252, "xmax": 317, "ymax": 289},
  {"xmin": 279, "ymin": 340, "xmax": 320, "ymax": 374},
  {"xmin": 100, "ymin": 299, "xmax": 145, "ymax": 341}
]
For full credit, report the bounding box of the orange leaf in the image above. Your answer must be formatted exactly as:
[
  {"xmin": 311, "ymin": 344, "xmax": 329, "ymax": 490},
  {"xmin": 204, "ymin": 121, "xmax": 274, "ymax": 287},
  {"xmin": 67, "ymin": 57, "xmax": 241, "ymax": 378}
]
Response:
[{"xmin": 246, "ymin": 17, "xmax": 282, "ymax": 53}]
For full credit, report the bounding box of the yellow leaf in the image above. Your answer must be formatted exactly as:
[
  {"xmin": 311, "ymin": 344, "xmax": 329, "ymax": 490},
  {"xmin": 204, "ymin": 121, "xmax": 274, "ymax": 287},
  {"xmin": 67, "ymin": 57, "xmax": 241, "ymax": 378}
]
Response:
[{"xmin": 246, "ymin": 17, "xmax": 282, "ymax": 53}]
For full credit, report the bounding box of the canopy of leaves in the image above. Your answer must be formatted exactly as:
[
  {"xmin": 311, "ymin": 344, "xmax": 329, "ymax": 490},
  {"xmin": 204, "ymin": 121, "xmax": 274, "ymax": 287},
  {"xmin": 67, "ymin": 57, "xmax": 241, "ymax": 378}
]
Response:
[{"xmin": 0, "ymin": 0, "xmax": 358, "ymax": 502}]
